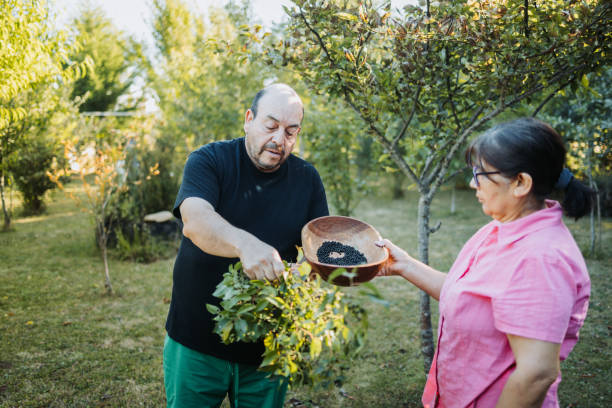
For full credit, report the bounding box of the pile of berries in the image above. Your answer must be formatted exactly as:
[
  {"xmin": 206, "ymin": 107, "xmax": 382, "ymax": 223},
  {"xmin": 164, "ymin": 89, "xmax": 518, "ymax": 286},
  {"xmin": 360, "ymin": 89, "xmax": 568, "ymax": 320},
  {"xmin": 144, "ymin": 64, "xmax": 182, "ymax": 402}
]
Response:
[{"xmin": 316, "ymin": 240, "xmax": 367, "ymax": 266}]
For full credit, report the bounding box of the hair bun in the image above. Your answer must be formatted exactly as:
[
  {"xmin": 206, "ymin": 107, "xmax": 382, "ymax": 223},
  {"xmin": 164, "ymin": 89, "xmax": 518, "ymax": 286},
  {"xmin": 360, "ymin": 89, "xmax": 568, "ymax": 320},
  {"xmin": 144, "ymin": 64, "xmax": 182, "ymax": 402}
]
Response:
[{"xmin": 555, "ymin": 168, "xmax": 573, "ymax": 190}]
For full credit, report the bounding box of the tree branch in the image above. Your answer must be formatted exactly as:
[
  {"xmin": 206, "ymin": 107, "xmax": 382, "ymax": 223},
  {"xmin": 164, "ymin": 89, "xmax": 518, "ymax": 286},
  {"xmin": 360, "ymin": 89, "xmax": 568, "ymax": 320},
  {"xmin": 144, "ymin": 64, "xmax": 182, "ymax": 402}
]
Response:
[
  {"xmin": 299, "ymin": 10, "xmax": 334, "ymax": 66},
  {"xmin": 446, "ymin": 76, "xmax": 461, "ymax": 130},
  {"xmin": 532, "ymin": 80, "xmax": 572, "ymax": 117},
  {"xmin": 524, "ymin": 0, "xmax": 530, "ymax": 38},
  {"xmin": 392, "ymin": 86, "xmax": 421, "ymax": 149},
  {"xmin": 422, "ymin": 136, "xmax": 454, "ymax": 178},
  {"xmin": 425, "ymin": 104, "xmax": 486, "ymax": 199},
  {"xmin": 429, "ymin": 221, "xmax": 441, "ymax": 234},
  {"xmin": 360, "ymin": 110, "xmax": 421, "ymax": 186},
  {"xmin": 426, "ymin": 62, "xmax": 587, "ymax": 201},
  {"xmin": 423, "ymin": 90, "xmax": 491, "ymax": 186},
  {"xmin": 299, "ymin": 8, "xmax": 421, "ymax": 186},
  {"xmin": 442, "ymin": 166, "xmax": 469, "ymax": 185},
  {"xmin": 356, "ymin": 31, "xmax": 372, "ymax": 63}
]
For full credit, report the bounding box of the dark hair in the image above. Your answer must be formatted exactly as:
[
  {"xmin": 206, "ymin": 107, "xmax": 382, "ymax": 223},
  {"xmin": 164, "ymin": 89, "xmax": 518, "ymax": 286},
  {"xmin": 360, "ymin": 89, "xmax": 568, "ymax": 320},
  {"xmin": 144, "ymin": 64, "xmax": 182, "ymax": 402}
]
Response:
[
  {"xmin": 465, "ymin": 117, "xmax": 594, "ymax": 219},
  {"xmin": 250, "ymin": 89, "xmax": 266, "ymax": 118}
]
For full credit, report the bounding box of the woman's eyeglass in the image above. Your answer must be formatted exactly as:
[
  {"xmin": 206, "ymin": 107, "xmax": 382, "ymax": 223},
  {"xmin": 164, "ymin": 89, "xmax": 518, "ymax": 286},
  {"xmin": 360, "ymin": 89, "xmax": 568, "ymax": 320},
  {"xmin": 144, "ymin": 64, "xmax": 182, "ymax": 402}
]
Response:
[{"xmin": 472, "ymin": 166, "xmax": 501, "ymax": 187}]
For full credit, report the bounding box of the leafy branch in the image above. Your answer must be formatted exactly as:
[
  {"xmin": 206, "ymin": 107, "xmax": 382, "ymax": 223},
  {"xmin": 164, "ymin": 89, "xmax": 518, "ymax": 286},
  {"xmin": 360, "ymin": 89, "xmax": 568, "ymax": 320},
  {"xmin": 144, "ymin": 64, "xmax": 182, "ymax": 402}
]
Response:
[{"xmin": 207, "ymin": 257, "xmax": 368, "ymax": 387}]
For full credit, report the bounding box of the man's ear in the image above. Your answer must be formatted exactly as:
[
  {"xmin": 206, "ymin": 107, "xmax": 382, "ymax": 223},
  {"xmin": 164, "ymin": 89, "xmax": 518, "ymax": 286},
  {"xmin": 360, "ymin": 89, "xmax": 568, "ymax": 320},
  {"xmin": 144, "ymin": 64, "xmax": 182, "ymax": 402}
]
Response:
[
  {"xmin": 243, "ymin": 109, "xmax": 253, "ymax": 134},
  {"xmin": 513, "ymin": 172, "xmax": 533, "ymax": 198}
]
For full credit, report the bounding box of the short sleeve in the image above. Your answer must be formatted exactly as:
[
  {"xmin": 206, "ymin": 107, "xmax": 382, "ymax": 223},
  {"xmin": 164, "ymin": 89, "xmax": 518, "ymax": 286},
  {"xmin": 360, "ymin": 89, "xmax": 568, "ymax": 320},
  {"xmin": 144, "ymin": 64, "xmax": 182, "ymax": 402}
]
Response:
[
  {"xmin": 307, "ymin": 167, "xmax": 329, "ymax": 220},
  {"xmin": 492, "ymin": 256, "xmax": 575, "ymax": 343},
  {"xmin": 172, "ymin": 148, "xmax": 221, "ymax": 220}
]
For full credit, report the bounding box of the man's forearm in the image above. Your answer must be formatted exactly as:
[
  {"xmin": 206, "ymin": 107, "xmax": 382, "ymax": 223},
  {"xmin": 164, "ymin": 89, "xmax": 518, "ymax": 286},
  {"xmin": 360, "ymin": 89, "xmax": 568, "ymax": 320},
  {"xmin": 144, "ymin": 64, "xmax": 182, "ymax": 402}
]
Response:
[
  {"xmin": 181, "ymin": 197, "xmax": 251, "ymax": 258},
  {"xmin": 180, "ymin": 197, "xmax": 286, "ymax": 280}
]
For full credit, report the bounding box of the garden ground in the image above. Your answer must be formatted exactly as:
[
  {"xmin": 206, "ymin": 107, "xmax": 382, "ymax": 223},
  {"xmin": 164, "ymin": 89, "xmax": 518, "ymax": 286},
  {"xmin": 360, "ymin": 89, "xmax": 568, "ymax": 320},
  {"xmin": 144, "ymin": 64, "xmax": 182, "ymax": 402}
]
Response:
[{"xmin": 1, "ymin": 183, "xmax": 610, "ymax": 407}]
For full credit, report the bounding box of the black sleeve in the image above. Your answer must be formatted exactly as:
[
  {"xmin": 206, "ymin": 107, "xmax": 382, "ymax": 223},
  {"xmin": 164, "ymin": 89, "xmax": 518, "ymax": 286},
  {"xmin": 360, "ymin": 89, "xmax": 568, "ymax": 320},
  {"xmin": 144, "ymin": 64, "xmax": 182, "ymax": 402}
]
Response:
[
  {"xmin": 172, "ymin": 147, "xmax": 221, "ymax": 220},
  {"xmin": 308, "ymin": 167, "xmax": 329, "ymax": 220}
]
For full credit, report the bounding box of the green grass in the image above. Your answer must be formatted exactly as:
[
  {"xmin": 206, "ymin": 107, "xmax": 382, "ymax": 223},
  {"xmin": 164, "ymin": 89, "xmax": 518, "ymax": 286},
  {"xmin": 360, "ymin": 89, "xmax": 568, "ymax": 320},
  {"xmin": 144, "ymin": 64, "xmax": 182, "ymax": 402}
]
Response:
[{"xmin": 1, "ymin": 185, "xmax": 610, "ymax": 407}]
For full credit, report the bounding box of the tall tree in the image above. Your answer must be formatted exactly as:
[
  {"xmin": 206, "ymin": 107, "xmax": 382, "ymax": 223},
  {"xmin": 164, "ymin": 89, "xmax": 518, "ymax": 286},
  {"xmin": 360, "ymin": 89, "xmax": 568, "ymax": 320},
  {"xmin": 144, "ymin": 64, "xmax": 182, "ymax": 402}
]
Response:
[
  {"xmin": 0, "ymin": 0, "xmax": 86, "ymax": 230},
  {"xmin": 270, "ymin": 0, "xmax": 611, "ymax": 370},
  {"xmin": 69, "ymin": 5, "xmax": 144, "ymax": 112},
  {"xmin": 6, "ymin": 84, "xmax": 77, "ymax": 215},
  {"xmin": 150, "ymin": 0, "xmax": 272, "ymax": 155}
]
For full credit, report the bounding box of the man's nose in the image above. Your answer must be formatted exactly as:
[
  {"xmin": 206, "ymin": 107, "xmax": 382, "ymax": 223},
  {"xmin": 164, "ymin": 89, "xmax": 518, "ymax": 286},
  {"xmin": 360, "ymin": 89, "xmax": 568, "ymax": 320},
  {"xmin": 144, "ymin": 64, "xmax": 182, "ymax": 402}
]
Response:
[
  {"xmin": 271, "ymin": 128, "xmax": 284, "ymax": 144},
  {"xmin": 469, "ymin": 177, "xmax": 477, "ymax": 189}
]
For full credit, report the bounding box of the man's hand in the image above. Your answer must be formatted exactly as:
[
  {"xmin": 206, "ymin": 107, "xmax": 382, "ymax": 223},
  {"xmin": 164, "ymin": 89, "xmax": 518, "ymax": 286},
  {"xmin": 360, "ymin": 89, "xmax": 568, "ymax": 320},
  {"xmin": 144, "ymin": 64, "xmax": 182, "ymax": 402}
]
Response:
[
  {"xmin": 181, "ymin": 197, "xmax": 286, "ymax": 281},
  {"xmin": 239, "ymin": 239, "xmax": 285, "ymax": 281}
]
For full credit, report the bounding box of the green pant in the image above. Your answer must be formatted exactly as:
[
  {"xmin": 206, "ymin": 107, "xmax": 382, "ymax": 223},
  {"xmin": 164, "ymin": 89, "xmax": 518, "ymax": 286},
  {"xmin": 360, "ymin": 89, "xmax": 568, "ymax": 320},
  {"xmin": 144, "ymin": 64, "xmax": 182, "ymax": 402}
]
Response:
[{"xmin": 163, "ymin": 335, "xmax": 288, "ymax": 408}]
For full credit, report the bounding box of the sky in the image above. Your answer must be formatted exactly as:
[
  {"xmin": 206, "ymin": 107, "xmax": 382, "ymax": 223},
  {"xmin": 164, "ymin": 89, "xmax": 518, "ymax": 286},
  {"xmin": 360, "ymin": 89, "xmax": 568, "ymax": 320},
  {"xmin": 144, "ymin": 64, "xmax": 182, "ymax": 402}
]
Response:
[
  {"xmin": 51, "ymin": 0, "xmax": 415, "ymax": 45},
  {"xmin": 52, "ymin": 1, "xmax": 296, "ymax": 45}
]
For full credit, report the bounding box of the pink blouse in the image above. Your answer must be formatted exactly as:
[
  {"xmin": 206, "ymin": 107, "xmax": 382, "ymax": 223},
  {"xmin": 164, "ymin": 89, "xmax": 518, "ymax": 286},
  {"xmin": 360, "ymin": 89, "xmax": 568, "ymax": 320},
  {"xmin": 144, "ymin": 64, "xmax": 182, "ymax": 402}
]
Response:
[{"xmin": 422, "ymin": 201, "xmax": 590, "ymax": 408}]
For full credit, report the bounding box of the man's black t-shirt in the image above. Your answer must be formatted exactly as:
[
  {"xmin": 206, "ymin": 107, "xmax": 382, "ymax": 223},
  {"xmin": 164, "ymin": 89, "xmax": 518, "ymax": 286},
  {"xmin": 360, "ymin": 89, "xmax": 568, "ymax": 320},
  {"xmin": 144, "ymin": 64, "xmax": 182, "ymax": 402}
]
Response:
[{"xmin": 166, "ymin": 137, "xmax": 329, "ymax": 365}]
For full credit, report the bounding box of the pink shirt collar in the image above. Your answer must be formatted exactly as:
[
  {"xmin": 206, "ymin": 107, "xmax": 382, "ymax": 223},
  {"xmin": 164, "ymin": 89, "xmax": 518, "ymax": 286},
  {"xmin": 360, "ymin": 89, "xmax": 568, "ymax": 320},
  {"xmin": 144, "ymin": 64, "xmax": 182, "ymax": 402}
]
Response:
[{"xmin": 491, "ymin": 200, "xmax": 562, "ymax": 246}]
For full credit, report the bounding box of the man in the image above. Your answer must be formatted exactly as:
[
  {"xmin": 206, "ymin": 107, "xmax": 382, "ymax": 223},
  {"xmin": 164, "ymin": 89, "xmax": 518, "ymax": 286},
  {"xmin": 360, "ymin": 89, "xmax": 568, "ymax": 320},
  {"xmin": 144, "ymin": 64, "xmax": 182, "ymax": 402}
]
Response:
[{"xmin": 163, "ymin": 83, "xmax": 329, "ymax": 407}]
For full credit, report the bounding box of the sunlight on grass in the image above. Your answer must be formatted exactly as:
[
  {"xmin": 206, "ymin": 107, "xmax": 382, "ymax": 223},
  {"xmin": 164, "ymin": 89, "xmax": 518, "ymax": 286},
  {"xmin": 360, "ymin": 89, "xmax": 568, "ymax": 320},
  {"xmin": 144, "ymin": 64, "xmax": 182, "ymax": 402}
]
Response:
[{"xmin": 13, "ymin": 211, "xmax": 78, "ymax": 224}]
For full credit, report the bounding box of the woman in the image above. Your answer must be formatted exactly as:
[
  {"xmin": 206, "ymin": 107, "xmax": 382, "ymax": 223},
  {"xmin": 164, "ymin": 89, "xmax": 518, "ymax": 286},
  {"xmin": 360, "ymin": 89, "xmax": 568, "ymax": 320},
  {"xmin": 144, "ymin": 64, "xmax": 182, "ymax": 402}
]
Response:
[{"xmin": 377, "ymin": 118, "xmax": 592, "ymax": 407}]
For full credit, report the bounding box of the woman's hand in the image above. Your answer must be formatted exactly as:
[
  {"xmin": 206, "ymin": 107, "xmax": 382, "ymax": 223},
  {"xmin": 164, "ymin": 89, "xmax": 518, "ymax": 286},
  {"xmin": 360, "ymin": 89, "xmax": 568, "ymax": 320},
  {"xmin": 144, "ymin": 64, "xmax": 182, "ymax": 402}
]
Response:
[
  {"xmin": 374, "ymin": 238, "xmax": 447, "ymax": 300},
  {"xmin": 376, "ymin": 239, "xmax": 414, "ymax": 277}
]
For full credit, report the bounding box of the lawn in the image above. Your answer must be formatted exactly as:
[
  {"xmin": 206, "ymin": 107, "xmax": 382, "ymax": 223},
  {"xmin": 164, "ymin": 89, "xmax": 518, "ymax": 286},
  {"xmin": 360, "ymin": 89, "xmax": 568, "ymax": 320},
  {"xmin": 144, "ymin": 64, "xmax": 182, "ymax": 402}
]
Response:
[{"xmin": 1, "ymin": 184, "xmax": 610, "ymax": 407}]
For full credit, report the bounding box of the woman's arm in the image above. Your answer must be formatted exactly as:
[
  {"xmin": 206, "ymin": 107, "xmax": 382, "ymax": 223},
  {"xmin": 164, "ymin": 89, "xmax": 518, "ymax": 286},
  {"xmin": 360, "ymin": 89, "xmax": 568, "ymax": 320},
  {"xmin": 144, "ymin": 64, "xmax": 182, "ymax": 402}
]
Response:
[
  {"xmin": 376, "ymin": 239, "xmax": 446, "ymax": 300},
  {"xmin": 496, "ymin": 334, "xmax": 560, "ymax": 407}
]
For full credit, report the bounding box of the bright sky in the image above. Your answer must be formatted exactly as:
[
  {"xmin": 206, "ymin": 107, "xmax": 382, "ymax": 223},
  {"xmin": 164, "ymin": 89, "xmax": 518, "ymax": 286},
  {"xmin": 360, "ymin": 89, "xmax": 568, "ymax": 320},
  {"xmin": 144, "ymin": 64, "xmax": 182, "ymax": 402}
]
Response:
[{"xmin": 51, "ymin": 0, "xmax": 415, "ymax": 45}]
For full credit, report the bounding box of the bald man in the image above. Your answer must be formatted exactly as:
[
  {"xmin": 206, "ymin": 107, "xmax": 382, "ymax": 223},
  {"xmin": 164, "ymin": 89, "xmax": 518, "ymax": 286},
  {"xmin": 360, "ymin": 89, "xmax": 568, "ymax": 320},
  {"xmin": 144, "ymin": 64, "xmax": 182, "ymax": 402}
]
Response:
[{"xmin": 163, "ymin": 84, "xmax": 329, "ymax": 408}]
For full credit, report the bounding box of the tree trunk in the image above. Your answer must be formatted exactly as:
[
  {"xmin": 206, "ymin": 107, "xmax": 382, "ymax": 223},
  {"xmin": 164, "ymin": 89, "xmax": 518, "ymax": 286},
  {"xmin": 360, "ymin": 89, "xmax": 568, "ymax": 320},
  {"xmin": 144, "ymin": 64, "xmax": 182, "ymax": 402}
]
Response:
[
  {"xmin": 102, "ymin": 243, "xmax": 114, "ymax": 295},
  {"xmin": 98, "ymin": 223, "xmax": 114, "ymax": 295},
  {"xmin": 596, "ymin": 190, "xmax": 601, "ymax": 253},
  {"xmin": 392, "ymin": 171, "xmax": 404, "ymax": 199},
  {"xmin": 417, "ymin": 194, "xmax": 435, "ymax": 373},
  {"xmin": 587, "ymin": 143, "xmax": 596, "ymax": 256},
  {"xmin": 589, "ymin": 205, "xmax": 595, "ymax": 255},
  {"xmin": 589, "ymin": 185, "xmax": 602, "ymax": 256},
  {"xmin": 1, "ymin": 173, "xmax": 11, "ymax": 231}
]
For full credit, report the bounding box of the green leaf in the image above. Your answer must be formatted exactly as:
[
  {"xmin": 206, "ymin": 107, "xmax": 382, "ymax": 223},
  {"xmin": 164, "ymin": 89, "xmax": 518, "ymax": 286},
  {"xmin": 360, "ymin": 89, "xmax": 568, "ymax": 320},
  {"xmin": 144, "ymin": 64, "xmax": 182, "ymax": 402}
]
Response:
[
  {"xmin": 327, "ymin": 268, "xmax": 346, "ymax": 284},
  {"xmin": 212, "ymin": 283, "xmax": 227, "ymax": 297},
  {"xmin": 581, "ymin": 74, "xmax": 589, "ymax": 89},
  {"xmin": 264, "ymin": 296, "xmax": 281, "ymax": 308},
  {"xmin": 220, "ymin": 321, "xmax": 233, "ymax": 343},
  {"xmin": 234, "ymin": 319, "xmax": 247, "ymax": 338},
  {"xmin": 205, "ymin": 304, "xmax": 220, "ymax": 314},
  {"xmin": 260, "ymin": 352, "xmax": 278, "ymax": 368},
  {"xmin": 335, "ymin": 12, "xmax": 358, "ymax": 22},
  {"xmin": 237, "ymin": 303, "xmax": 256, "ymax": 315},
  {"xmin": 358, "ymin": 282, "xmax": 381, "ymax": 298}
]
